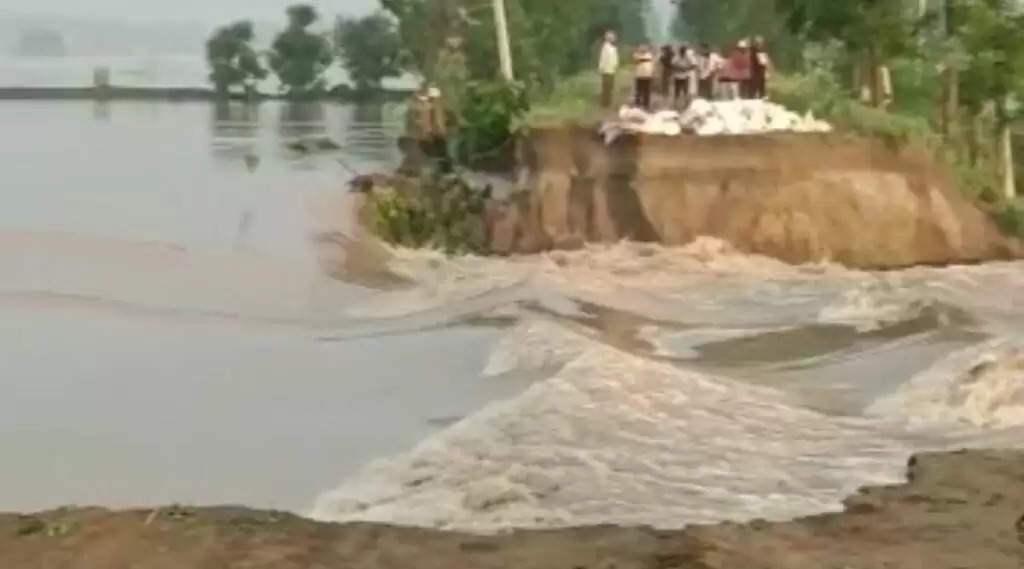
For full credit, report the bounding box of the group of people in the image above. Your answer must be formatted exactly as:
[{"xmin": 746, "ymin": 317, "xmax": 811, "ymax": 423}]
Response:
[{"xmin": 599, "ymin": 31, "xmax": 773, "ymax": 111}]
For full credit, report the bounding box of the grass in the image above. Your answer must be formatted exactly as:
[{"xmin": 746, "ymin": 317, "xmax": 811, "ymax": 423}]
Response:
[
  {"xmin": 770, "ymin": 71, "xmax": 939, "ymax": 149},
  {"xmin": 522, "ymin": 70, "xmax": 633, "ymax": 128}
]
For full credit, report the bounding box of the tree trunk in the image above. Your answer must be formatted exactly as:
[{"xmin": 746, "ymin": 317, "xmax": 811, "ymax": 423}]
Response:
[
  {"xmin": 999, "ymin": 121, "xmax": 1017, "ymax": 200},
  {"xmin": 941, "ymin": 66, "xmax": 960, "ymax": 141},
  {"xmin": 868, "ymin": 47, "xmax": 881, "ymax": 106},
  {"xmin": 878, "ymin": 64, "xmax": 893, "ymax": 109},
  {"xmin": 966, "ymin": 111, "xmax": 981, "ymax": 166},
  {"xmin": 853, "ymin": 51, "xmax": 871, "ymax": 104}
]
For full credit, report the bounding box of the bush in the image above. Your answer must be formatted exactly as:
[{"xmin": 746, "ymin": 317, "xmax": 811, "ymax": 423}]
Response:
[
  {"xmin": 771, "ymin": 71, "xmax": 938, "ymax": 148},
  {"xmin": 457, "ymin": 80, "xmax": 530, "ymax": 168},
  {"xmin": 523, "ymin": 69, "xmax": 632, "ymax": 128},
  {"xmin": 368, "ymin": 172, "xmax": 490, "ymax": 254},
  {"xmin": 995, "ymin": 200, "xmax": 1024, "ymax": 239}
]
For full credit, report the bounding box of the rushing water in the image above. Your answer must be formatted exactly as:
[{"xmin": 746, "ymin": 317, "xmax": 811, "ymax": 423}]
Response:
[{"xmin": 1, "ymin": 98, "xmax": 1023, "ymax": 532}]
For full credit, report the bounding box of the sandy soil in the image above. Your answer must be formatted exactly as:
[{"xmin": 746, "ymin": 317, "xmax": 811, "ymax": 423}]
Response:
[{"xmin": 3, "ymin": 450, "xmax": 1023, "ymax": 569}]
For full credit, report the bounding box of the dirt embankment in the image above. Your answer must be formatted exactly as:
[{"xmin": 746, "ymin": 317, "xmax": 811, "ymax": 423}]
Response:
[
  {"xmin": 3, "ymin": 450, "xmax": 1023, "ymax": 568},
  {"xmin": 485, "ymin": 129, "xmax": 1021, "ymax": 268}
]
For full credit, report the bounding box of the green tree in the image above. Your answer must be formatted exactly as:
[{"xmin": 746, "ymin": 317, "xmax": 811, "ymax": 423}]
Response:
[
  {"xmin": 334, "ymin": 12, "xmax": 403, "ymax": 92},
  {"xmin": 268, "ymin": 4, "xmax": 334, "ymax": 98},
  {"xmin": 671, "ymin": 0, "xmax": 802, "ymax": 69},
  {"xmin": 205, "ymin": 21, "xmax": 267, "ymax": 97},
  {"xmin": 956, "ymin": 0, "xmax": 1024, "ymax": 198},
  {"xmin": 380, "ymin": 0, "xmax": 650, "ymax": 88},
  {"xmin": 777, "ymin": 0, "xmax": 923, "ymax": 105}
]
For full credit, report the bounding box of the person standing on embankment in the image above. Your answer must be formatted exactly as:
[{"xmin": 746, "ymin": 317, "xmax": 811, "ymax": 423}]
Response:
[
  {"xmin": 697, "ymin": 44, "xmax": 725, "ymax": 100},
  {"xmin": 402, "ymin": 87, "xmax": 433, "ymax": 173},
  {"xmin": 659, "ymin": 45, "xmax": 675, "ymax": 99},
  {"xmin": 722, "ymin": 39, "xmax": 752, "ymax": 99},
  {"xmin": 633, "ymin": 45, "xmax": 655, "ymax": 110},
  {"xmin": 673, "ymin": 44, "xmax": 698, "ymax": 109},
  {"xmin": 402, "ymin": 86, "xmax": 449, "ymax": 173},
  {"xmin": 599, "ymin": 31, "xmax": 620, "ymax": 109},
  {"xmin": 750, "ymin": 36, "xmax": 772, "ymax": 100}
]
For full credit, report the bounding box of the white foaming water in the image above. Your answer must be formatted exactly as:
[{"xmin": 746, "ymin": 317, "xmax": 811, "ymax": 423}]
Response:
[
  {"xmin": 312, "ymin": 338, "xmax": 914, "ymax": 531},
  {"xmin": 870, "ymin": 340, "xmax": 1024, "ymax": 430},
  {"xmin": 312, "ymin": 241, "xmax": 1024, "ymax": 532},
  {"xmin": 482, "ymin": 317, "xmax": 601, "ymax": 377}
]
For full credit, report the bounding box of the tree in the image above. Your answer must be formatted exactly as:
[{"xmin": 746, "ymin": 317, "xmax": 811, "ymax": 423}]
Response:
[
  {"xmin": 956, "ymin": 0, "xmax": 1024, "ymax": 198},
  {"xmin": 205, "ymin": 21, "xmax": 267, "ymax": 97},
  {"xmin": 672, "ymin": 0, "xmax": 802, "ymax": 69},
  {"xmin": 380, "ymin": 0, "xmax": 650, "ymax": 88},
  {"xmin": 334, "ymin": 12, "xmax": 402, "ymax": 92},
  {"xmin": 777, "ymin": 0, "xmax": 923, "ymax": 105},
  {"xmin": 268, "ymin": 4, "xmax": 334, "ymax": 98}
]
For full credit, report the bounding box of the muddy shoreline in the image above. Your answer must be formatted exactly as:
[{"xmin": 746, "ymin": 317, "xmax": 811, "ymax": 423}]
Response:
[{"xmin": 3, "ymin": 449, "xmax": 1022, "ymax": 568}]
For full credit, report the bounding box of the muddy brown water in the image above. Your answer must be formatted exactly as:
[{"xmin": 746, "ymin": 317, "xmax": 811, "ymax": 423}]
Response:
[{"xmin": 1, "ymin": 99, "xmax": 1023, "ymax": 532}]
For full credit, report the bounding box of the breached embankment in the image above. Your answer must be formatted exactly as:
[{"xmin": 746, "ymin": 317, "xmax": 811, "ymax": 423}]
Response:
[
  {"xmin": 482, "ymin": 128, "xmax": 1020, "ymax": 268},
  {"xmin": 3, "ymin": 449, "xmax": 1023, "ymax": 569}
]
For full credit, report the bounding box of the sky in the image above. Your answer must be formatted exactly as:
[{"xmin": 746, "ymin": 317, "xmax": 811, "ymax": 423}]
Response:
[{"xmin": 1, "ymin": 0, "xmax": 379, "ymax": 24}]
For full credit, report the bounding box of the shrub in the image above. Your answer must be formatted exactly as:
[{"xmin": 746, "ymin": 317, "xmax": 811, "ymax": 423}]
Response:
[
  {"xmin": 771, "ymin": 71, "xmax": 937, "ymax": 148},
  {"xmin": 457, "ymin": 80, "xmax": 530, "ymax": 168},
  {"xmin": 368, "ymin": 172, "xmax": 489, "ymax": 254},
  {"xmin": 995, "ymin": 200, "xmax": 1024, "ymax": 239}
]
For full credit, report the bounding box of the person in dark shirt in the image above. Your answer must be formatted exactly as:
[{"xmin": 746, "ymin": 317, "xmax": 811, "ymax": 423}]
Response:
[
  {"xmin": 750, "ymin": 36, "xmax": 771, "ymax": 100},
  {"xmin": 659, "ymin": 45, "xmax": 675, "ymax": 99}
]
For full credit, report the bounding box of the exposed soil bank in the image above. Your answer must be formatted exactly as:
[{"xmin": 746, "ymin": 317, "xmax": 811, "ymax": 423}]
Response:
[
  {"xmin": 4, "ymin": 450, "xmax": 1023, "ymax": 568},
  {"xmin": 485, "ymin": 129, "xmax": 1021, "ymax": 268}
]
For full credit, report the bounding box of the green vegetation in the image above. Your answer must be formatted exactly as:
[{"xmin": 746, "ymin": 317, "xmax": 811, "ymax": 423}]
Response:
[
  {"xmin": 380, "ymin": 0, "xmax": 650, "ymax": 88},
  {"xmin": 333, "ymin": 12, "xmax": 402, "ymax": 93},
  {"xmin": 205, "ymin": 21, "xmax": 266, "ymax": 97},
  {"xmin": 523, "ymin": 70, "xmax": 632, "ymax": 127},
  {"xmin": 367, "ymin": 171, "xmax": 490, "ymax": 254},
  {"xmin": 768, "ymin": 0, "xmax": 1023, "ymax": 236},
  {"xmin": 995, "ymin": 199, "xmax": 1024, "ymax": 236},
  {"xmin": 457, "ymin": 81, "xmax": 529, "ymax": 167},
  {"xmin": 267, "ymin": 4, "xmax": 334, "ymax": 98},
  {"xmin": 770, "ymin": 71, "xmax": 938, "ymax": 148},
  {"xmin": 200, "ymin": 0, "xmax": 1024, "ymax": 242},
  {"xmin": 672, "ymin": 0, "xmax": 802, "ymax": 69}
]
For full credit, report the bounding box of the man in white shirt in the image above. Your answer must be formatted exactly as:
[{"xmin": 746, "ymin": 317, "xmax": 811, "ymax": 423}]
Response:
[
  {"xmin": 633, "ymin": 44, "xmax": 655, "ymax": 110},
  {"xmin": 599, "ymin": 30, "xmax": 619, "ymax": 108},
  {"xmin": 698, "ymin": 44, "xmax": 725, "ymax": 100}
]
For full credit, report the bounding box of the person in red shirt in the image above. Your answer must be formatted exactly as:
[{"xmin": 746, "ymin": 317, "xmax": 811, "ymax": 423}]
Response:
[
  {"xmin": 720, "ymin": 39, "xmax": 752, "ymax": 99},
  {"xmin": 734, "ymin": 39, "xmax": 753, "ymax": 99}
]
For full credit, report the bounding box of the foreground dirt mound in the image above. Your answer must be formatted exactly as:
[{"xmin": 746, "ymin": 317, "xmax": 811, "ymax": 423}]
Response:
[
  {"xmin": 485, "ymin": 129, "xmax": 1021, "ymax": 268},
  {"xmin": 3, "ymin": 450, "xmax": 1023, "ymax": 568}
]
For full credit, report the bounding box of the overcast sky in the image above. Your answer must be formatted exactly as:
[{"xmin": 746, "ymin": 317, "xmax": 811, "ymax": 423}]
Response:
[{"xmin": 1, "ymin": 0, "xmax": 380, "ymax": 24}]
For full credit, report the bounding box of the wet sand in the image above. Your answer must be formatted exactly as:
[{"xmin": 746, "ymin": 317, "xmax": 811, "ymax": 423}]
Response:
[{"xmin": 3, "ymin": 449, "xmax": 1022, "ymax": 569}]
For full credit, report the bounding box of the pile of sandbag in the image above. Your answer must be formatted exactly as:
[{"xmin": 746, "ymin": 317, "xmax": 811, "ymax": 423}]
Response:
[{"xmin": 602, "ymin": 98, "xmax": 833, "ymax": 140}]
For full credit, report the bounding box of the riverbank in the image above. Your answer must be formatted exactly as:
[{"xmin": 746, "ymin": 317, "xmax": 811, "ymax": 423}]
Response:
[
  {"xmin": 0, "ymin": 86, "xmax": 414, "ymax": 102},
  {"xmin": 3, "ymin": 449, "xmax": 1022, "ymax": 568},
  {"xmin": 362, "ymin": 129, "xmax": 1022, "ymax": 268}
]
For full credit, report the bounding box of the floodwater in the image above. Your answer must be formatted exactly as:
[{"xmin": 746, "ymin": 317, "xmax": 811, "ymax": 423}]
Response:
[
  {"xmin": 0, "ymin": 100, "xmax": 525, "ymax": 512},
  {"xmin": 2, "ymin": 97, "xmax": 1023, "ymax": 532}
]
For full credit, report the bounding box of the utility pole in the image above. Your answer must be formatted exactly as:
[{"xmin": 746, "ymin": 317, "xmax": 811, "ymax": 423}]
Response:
[{"xmin": 492, "ymin": 0, "xmax": 514, "ymax": 81}]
